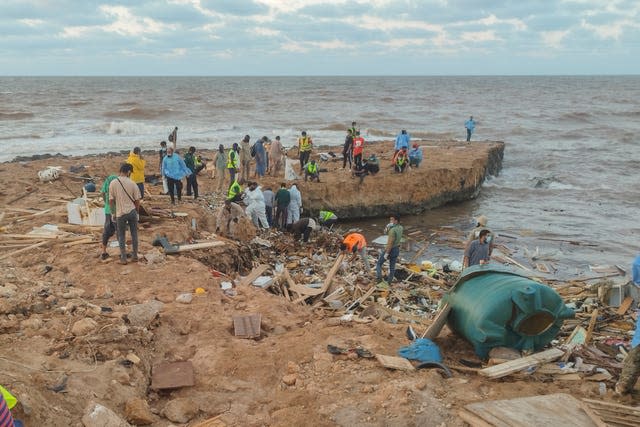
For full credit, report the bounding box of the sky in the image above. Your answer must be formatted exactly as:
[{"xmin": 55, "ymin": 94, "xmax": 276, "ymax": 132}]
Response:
[{"xmin": 2, "ymin": 0, "xmax": 639, "ymax": 76}]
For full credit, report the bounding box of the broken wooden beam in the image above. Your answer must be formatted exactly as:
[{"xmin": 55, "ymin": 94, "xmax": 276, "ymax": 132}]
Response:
[{"xmin": 479, "ymin": 348, "xmax": 565, "ymax": 379}]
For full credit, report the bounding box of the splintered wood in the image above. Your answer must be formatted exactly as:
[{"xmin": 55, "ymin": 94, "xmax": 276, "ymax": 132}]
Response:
[{"xmin": 479, "ymin": 348, "xmax": 564, "ymax": 379}]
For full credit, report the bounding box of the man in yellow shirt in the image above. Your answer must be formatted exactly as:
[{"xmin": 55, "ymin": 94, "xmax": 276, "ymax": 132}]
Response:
[{"xmin": 126, "ymin": 146, "xmax": 146, "ymax": 199}]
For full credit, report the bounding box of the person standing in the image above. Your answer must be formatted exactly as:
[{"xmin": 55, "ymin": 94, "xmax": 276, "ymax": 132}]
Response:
[
  {"xmin": 159, "ymin": 141, "xmax": 169, "ymax": 194},
  {"xmin": 227, "ymin": 143, "xmax": 240, "ymax": 183},
  {"xmin": 254, "ymin": 136, "xmax": 267, "ymax": 178},
  {"xmin": 463, "ymin": 229, "xmax": 491, "ymax": 268},
  {"xmin": 341, "ymin": 233, "xmax": 370, "ymax": 272},
  {"xmin": 183, "ymin": 146, "xmax": 199, "ymax": 199},
  {"xmin": 342, "ymin": 129, "xmax": 353, "ymax": 169},
  {"xmin": 394, "ymin": 130, "xmax": 410, "ymax": 154},
  {"xmin": 349, "ymin": 121, "xmax": 358, "ymax": 137},
  {"xmin": 99, "ymin": 173, "xmax": 118, "ymax": 260},
  {"xmin": 244, "ymin": 182, "xmax": 269, "ymax": 230},
  {"xmin": 213, "ymin": 144, "xmax": 227, "ymax": 192},
  {"xmin": 298, "ymin": 131, "xmax": 313, "ymax": 172},
  {"xmin": 262, "ymin": 186, "xmax": 274, "ymax": 227},
  {"xmin": 615, "ymin": 254, "xmax": 640, "ymax": 394},
  {"xmin": 109, "ymin": 163, "xmax": 141, "ymax": 265},
  {"xmin": 239, "ymin": 135, "xmax": 252, "ymax": 183},
  {"xmin": 127, "ymin": 146, "xmax": 146, "ymax": 199},
  {"xmin": 353, "ymin": 131, "xmax": 365, "ymax": 172},
  {"xmin": 168, "ymin": 126, "xmax": 178, "ymax": 150},
  {"xmin": 287, "ymin": 183, "xmax": 302, "ymax": 225},
  {"xmin": 162, "ymin": 146, "xmax": 191, "ymax": 205},
  {"xmin": 376, "ymin": 215, "xmax": 403, "ymax": 285},
  {"xmin": 269, "ymin": 136, "xmax": 284, "ymax": 177},
  {"xmin": 465, "ymin": 116, "xmax": 476, "ymax": 142},
  {"xmin": 274, "ymin": 183, "xmax": 290, "ymax": 230}
]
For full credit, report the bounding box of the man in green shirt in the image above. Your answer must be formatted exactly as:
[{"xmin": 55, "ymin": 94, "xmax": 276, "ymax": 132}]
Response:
[
  {"xmin": 99, "ymin": 174, "xmax": 118, "ymax": 260},
  {"xmin": 376, "ymin": 214, "xmax": 403, "ymax": 285},
  {"xmin": 274, "ymin": 182, "xmax": 291, "ymax": 230}
]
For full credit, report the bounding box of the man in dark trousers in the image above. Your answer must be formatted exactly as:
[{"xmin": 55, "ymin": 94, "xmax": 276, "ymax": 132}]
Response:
[
  {"xmin": 109, "ymin": 163, "xmax": 141, "ymax": 265},
  {"xmin": 274, "ymin": 182, "xmax": 290, "ymax": 230},
  {"xmin": 287, "ymin": 217, "xmax": 319, "ymax": 243},
  {"xmin": 342, "ymin": 129, "xmax": 353, "ymax": 169}
]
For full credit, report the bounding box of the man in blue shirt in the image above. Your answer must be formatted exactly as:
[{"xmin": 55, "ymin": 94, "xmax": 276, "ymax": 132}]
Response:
[
  {"xmin": 408, "ymin": 143, "xmax": 423, "ymax": 167},
  {"xmin": 394, "ymin": 130, "xmax": 410, "ymax": 154},
  {"xmin": 465, "ymin": 116, "xmax": 476, "ymax": 142},
  {"xmin": 615, "ymin": 254, "xmax": 640, "ymax": 394}
]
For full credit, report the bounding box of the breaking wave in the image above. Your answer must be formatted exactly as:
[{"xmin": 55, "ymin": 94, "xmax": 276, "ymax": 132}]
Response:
[{"xmin": 103, "ymin": 107, "xmax": 173, "ymax": 120}]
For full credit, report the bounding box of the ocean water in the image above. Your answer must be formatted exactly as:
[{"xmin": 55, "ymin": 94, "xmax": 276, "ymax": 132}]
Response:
[{"xmin": 1, "ymin": 76, "xmax": 639, "ymax": 272}]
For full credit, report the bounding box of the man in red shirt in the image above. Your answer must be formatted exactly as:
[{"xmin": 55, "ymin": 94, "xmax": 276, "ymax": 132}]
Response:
[{"xmin": 352, "ymin": 131, "xmax": 365, "ymax": 172}]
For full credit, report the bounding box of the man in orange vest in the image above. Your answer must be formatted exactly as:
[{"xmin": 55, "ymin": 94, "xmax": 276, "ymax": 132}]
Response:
[{"xmin": 340, "ymin": 233, "xmax": 370, "ymax": 272}]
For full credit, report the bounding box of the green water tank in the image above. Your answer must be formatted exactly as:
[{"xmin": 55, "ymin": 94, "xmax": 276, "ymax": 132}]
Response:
[{"xmin": 444, "ymin": 264, "xmax": 574, "ymax": 359}]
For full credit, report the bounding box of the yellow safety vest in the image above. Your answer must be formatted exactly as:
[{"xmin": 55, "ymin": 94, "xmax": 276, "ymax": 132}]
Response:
[
  {"xmin": 307, "ymin": 162, "xmax": 318, "ymax": 174},
  {"xmin": 321, "ymin": 210, "xmax": 334, "ymax": 221},
  {"xmin": 227, "ymin": 181, "xmax": 241, "ymax": 199},
  {"xmin": 226, "ymin": 149, "xmax": 239, "ymax": 169},
  {"xmin": 299, "ymin": 137, "xmax": 312, "ymax": 152}
]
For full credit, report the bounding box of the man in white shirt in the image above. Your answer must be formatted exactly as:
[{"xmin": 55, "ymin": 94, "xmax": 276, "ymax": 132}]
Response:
[{"xmin": 109, "ymin": 163, "xmax": 141, "ymax": 265}]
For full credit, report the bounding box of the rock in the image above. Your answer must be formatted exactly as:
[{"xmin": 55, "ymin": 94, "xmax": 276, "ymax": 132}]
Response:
[
  {"xmin": 175, "ymin": 293, "xmax": 193, "ymax": 304},
  {"xmin": 62, "ymin": 288, "xmax": 85, "ymax": 299},
  {"xmin": 21, "ymin": 317, "xmax": 43, "ymax": 330},
  {"xmin": 82, "ymin": 401, "xmax": 131, "ymax": 427},
  {"xmin": 144, "ymin": 250, "xmax": 165, "ymax": 264},
  {"xmin": 127, "ymin": 300, "xmax": 163, "ymax": 328},
  {"xmin": 162, "ymin": 398, "xmax": 199, "ymax": 423},
  {"xmin": 282, "ymin": 374, "xmax": 297, "ymax": 386},
  {"xmin": 0, "ymin": 284, "xmax": 17, "ymax": 298},
  {"xmin": 72, "ymin": 318, "xmax": 98, "ymax": 336},
  {"xmin": 124, "ymin": 398, "xmax": 155, "ymax": 425},
  {"xmin": 286, "ymin": 361, "xmax": 300, "ymax": 374}
]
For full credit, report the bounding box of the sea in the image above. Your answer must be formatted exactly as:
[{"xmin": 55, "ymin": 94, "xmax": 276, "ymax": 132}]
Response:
[{"xmin": 1, "ymin": 76, "xmax": 639, "ymax": 277}]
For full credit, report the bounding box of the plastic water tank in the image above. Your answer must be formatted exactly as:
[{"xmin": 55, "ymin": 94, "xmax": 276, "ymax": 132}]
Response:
[{"xmin": 444, "ymin": 264, "xmax": 574, "ymax": 358}]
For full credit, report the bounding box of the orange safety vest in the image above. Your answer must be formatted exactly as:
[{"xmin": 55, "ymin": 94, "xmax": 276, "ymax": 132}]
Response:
[
  {"xmin": 299, "ymin": 136, "xmax": 312, "ymax": 152},
  {"xmin": 343, "ymin": 233, "xmax": 366, "ymax": 252}
]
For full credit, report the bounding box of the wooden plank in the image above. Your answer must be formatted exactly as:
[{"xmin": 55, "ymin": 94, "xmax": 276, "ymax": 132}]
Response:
[
  {"xmin": 617, "ymin": 297, "xmax": 634, "ymax": 315},
  {"xmin": 375, "ymin": 354, "xmax": 415, "ymax": 371},
  {"xmin": 0, "ymin": 240, "xmax": 51, "ymax": 261},
  {"xmin": 458, "ymin": 409, "xmax": 493, "ymax": 427},
  {"xmin": 176, "ymin": 241, "xmax": 225, "ymax": 252},
  {"xmin": 422, "ymin": 303, "xmax": 451, "ymax": 339},
  {"xmin": 584, "ymin": 309, "xmax": 598, "ymax": 345},
  {"xmin": 578, "ymin": 402, "xmax": 608, "ymax": 427},
  {"xmin": 583, "ymin": 399, "xmax": 640, "ymax": 416},
  {"xmin": 479, "ymin": 348, "xmax": 565, "ymax": 379},
  {"xmin": 462, "ymin": 393, "xmax": 598, "ymax": 427},
  {"xmin": 565, "ymin": 326, "xmax": 587, "ymax": 345},
  {"xmin": 292, "ymin": 254, "xmax": 345, "ymax": 304},
  {"xmin": 239, "ymin": 265, "xmax": 270, "ymax": 287}
]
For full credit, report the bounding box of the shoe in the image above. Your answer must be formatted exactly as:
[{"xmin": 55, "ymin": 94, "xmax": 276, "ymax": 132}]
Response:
[
  {"xmin": 118, "ymin": 258, "xmax": 128, "ymax": 265},
  {"xmin": 131, "ymin": 255, "xmax": 139, "ymax": 262},
  {"xmin": 100, "ymin": 253, "xmax": 109, "ymax": 260}
]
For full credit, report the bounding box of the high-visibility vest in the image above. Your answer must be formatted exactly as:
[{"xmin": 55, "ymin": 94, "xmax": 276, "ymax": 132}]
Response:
[
  {"xmin": 226, "ymin": 149, "xmax": 239, "ymax": 169},
  {"xmin": 343, "ymin": 233, "xmax": 366, "ymax": 252},
  {"xmin": 299, "ymin": 137, "xmax": 312, "ymax": 152},
  {"xmin": 227, "ymin": 181, "xmax": 241, "ymax": 199},
  {"xmin": 306, "ymin": 162, "xmax": 318, "ymax": 174},
  {"xmin": 320, "ymin": 210, "xmax": 335, "ymax": 221},
  {"xmin": 396, "ymin": 153, "xmax": 407, "ymax": 166}
]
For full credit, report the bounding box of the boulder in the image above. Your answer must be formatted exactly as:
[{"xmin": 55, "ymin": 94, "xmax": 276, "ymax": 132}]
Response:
[
  {"xmin": 162, "ymin": 398, "xmax": 199, "ymax": 423},
  {"xmin": 175, "ymin": 293, "xmax": 193, "ymax": 304},
  {"xmin": 124, "ymin": 398, "xmax": 155, "ymax": 425},
  {"xmin": 82, "ymin": 402, "xmax": 131, "ymax": 427},
  {"xmin": 127, "ymin": 300, "xmax": 163, "ymax": 328},
  {"xmin": 72, "ymin": 318, "xmax": 98, "ymax": 336}
]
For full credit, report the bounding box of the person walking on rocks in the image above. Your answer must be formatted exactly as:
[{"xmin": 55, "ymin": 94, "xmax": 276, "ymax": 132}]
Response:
[
  {"xmin": 126, "ymin": 146, "xmax": 146, "ymax": 198},
  {"xmin": 287, "ymin": 183, "xmax": 302, "ymax": 225},
  {"xmin": 99, "ymin": 173, "xmax": 118, "ymax": 260},
  {"xmin": 615, "ymin": 255, "xmax": 640, "ymax": 395},
  {"xmin": 213, "ymin": 144, "xmax": 227, "ymax": 192},
  {"xmin": 274, "ymin": 183, "xmax": 290, "ymax": 230},
  {"xmin": 227, "ymin": 143, "xmax": 240, "ymax": 184},
  {"xmin": 239, "ymin": 135, "xmax": 252, "ymax": 183},
  {"xmin": 269, "ymin": 136, "xmax": 284, "ymax": 177},
  {"xmin": 162, "ymin": 146, "xmax": 191, "ymax": 205},
  {"xmin": 298, "ymin": 131, "xmax": 313, "ymax": 172},
  {"xmin": 376, "ymin": 214, "xmax": 403, "ymax": 285},
  {"xmin": 341, "ymin": 233, "xmax": 370, "ymax": 272},
  {"xmin": 109, "ymin": 163, "xmax": 141, "ymax": 265},
  {"xmin": 465, "ymin": 116, "xmax": 476, "ymax": 142}
]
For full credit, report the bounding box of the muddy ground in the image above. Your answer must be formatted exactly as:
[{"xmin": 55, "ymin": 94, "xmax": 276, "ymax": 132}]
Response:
[{"xmin": 0, "ymin": 141, "xmax": 632, "ymax": 426}]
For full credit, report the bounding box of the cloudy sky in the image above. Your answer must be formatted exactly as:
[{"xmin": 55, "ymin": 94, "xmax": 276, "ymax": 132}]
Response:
[{"xmin": 2, "ymin": 0, "xmax": 639, "ymax": 75}]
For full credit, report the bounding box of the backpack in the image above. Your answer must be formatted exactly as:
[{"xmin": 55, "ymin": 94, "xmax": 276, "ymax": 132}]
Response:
[{"xmin": 250, "ymin": 143, "xmax": 257, "ymax": 158}]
